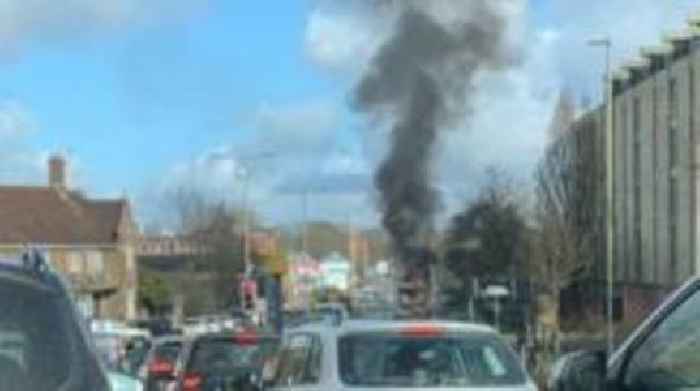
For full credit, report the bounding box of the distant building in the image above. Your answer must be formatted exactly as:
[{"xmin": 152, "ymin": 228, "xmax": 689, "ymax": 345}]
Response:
[
  {"xmin": 0, "ymin": 155, "xmax": 139, "ymax": 320},
  {"xmin": 248, "ymin": 230, "xmax": 279, "ymax": 258},
  {"xmin": 284, "ymin": 253, "xmax": 320, "ymax": 310},
  {"xmin": 320, "ymin": 252, "xmax": 351, "ymax": 291}
]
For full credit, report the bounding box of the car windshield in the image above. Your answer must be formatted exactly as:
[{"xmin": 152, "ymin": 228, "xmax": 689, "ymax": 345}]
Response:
[
  {"xmin": 0, "ymin": 278, "xmax": 72, "ymax": 390},
  {"xmin": 338, "ymin": 332, "xmax": 526, "ymax": 388}
]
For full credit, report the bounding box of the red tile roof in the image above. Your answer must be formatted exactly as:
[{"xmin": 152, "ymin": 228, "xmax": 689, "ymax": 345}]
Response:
[{"xmin": 0, "ymin": 186, "xmax": 127, "ymax": 244}]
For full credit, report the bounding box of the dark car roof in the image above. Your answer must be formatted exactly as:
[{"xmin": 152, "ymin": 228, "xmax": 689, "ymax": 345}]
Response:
[{"xmin": 0, "ymin": 258, "xmax": 64, "ymax": 293}]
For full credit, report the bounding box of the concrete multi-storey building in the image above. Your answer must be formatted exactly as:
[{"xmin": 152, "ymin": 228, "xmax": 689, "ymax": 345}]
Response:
[{"xmin": 569, "ymin": 16, "xmax": 700, "ymax": 322}]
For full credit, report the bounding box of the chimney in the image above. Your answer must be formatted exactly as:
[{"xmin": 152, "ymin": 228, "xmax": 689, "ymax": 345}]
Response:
[{"xmin": 49, "ymin": 154, "xmax": 67, "ymax": 189}]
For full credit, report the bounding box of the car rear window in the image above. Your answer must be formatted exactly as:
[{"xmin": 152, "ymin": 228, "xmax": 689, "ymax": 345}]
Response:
[
  {"xmin": 154, "ymin": 340, "xmax": 183, "ymax": 362},
  {"xmin": 0, "ymin": 278, "xmax": 72, "ymax": 390},
  {"xmin": 338, "ymin": 331, "xmax": 527, "ymax": 388},
  {"xmin": 187, "ymin": 337, "xmax": 278, "ymax": 374}
]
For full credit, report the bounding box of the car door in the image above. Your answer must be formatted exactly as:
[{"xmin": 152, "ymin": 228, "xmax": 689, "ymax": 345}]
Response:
[
  {"xmin": 269, "ymin": 333, "xmax": 324, "ymax": 391},
  {"xmin": 609, "ymin": 280, "xmax": 700, "ymax": 390}
]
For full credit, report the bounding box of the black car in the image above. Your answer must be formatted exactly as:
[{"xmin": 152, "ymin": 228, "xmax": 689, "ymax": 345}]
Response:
[
  {"xmin": 173, "ymin": 331, "xmax": 280, "ymax": 391},
  {"xmin": 144, "ymin": 336, "xmax": 187, "ymax": 391},
  {"xmin": 0, "ymin": 250, "xmax": 111, "ymax": 391},
  {"xmin": 551, "ymin": 276, "xmax": 700, "ymax": 391}
]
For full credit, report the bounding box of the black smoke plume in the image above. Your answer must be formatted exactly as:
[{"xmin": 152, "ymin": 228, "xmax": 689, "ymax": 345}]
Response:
[{"xmin": 353, "ymin": 1, "xmax": 514, "ymax": 261}]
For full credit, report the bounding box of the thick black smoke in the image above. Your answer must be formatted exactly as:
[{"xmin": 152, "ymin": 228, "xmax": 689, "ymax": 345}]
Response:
[{"xmin": 352, "ymin": 1, "xmax": 514, "ymax": 261}]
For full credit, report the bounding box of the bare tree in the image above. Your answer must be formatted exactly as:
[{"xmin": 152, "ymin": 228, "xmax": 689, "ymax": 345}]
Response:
[
  {"xmin": 162, "ymin": 187, "xmax": 247, "ymax": 316},
  {"xmin": 531, "ymin": 92, "xmax": 602, "ymax": 351}
]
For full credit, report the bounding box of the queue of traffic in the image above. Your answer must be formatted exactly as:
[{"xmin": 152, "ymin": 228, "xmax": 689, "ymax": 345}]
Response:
[
  {"xmin": 8, "ymin": 249, "xmax": 696, "ymax": 391},
  {"xmin": 107, "ymin": 315, "xmax": 537, "ymax": 391},
  {"xmin": 0, "ymin": 250, "xmax": 552, "ymax": 391}
]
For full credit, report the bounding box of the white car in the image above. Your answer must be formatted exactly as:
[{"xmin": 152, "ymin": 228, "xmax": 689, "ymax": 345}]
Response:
[
  {"xmin": 108, "ymin": 371, "xmax": 144, "ymax": 391},
  {"xmin": 265, "ymin": 320, "xmax": 537, "ymax": 391}
]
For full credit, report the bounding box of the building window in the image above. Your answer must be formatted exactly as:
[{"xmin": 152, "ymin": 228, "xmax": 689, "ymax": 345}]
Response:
[
  {"xmin": 68, "ymin": 252, "xmax": 83, "ymax": 274},
  {"xmin": 87, "ymin": 251, "xmax": 104, "ymax": 275}
]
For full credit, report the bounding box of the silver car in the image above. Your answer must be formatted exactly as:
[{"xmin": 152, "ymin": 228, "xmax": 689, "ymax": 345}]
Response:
[{"xmin": 265, "ymin": 320, "xmax": 536, "ymax": 391}]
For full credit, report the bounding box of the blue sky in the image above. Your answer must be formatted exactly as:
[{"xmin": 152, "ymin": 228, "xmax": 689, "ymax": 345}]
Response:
[
  {"xmin": 0, "ymin": 1, "xmax": 335, "ymax": 191},
  {"xmin": 2, "ymin": 0, "xmax": 700, "ymax": 227}
]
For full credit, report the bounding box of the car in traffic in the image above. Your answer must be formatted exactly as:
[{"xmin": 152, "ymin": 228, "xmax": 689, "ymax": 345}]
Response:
[
  {"xmin": 93, "ymin": 325, "xmax": 151, "ymax": 372},
  {"xmin": 0, "ymin": 251, "xmax": 111, "ymax": 390},
  {"xmin": 142, "ymin": 336, "xmax": 188, "ymax": 391},
  {"xmin": 120, "ymin": 335, "xmax": 153, "ymax": 378},
  {"xmin": 172, "ymin": 330, "xmax": 280, "ymax": 391},
  {"xmin": 550, "ymin": 275, "xmax": 700, "ymax": 391},
  {"xmin": 109, "ymin": 371, "xmax": 145, "ymax": 391},
  {"xmin": 264, "ymin": 319, "xmax": 536, "ymax": 391}
]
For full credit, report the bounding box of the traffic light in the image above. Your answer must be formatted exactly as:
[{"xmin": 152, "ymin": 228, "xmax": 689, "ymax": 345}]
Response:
[
  {"xmin": 241, "ymin": 279, "xmax": 257, "ymax": 312},
  {"xmin": 244, "ymin": 292, "xmax": 255, "ymax": 311}
]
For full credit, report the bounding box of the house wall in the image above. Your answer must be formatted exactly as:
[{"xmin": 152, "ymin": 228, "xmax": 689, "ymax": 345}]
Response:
[{"xmin": 0, "ymin": 245, "xmax": 137, "ymax": 320}]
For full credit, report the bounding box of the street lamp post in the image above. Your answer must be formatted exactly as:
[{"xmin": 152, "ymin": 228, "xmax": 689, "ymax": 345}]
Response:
[
  {"xmin": 589, "ymin": 37, "xmax": 615, "ymax": 356},
  {"xmin": 234, "ymin": 151, "xmax": 276, "ymax": 277},
  {"xmin": 240, "ymin": 170, "xmax": 252, "ymax": 275}
]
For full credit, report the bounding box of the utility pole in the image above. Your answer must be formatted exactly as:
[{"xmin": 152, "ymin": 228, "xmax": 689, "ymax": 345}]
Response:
[
  {"xmin": 241, "ymin": 171, "xmax": 251, "ymax": 275},
  {"xmin": 589, "ymin": 37, "xmax": 614, "ymax": 356}
]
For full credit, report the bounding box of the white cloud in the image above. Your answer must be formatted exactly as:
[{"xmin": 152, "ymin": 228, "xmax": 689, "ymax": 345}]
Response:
[
  {"xmin": 304, "ymin": 9, "xmax": 384, "ymax": 72},
  {"xmin": 152, "ymin": 99, "xmax": 379, "ymax": 225},
  {"xmin": 0, "ymin": 100, "xmax": 34, "ymax": 139},
  {"xmin": 0, "ymin": 100, "xmax": 93, "ymax": 191},
  {"xmin": 0, "ymin": 100, "xmax": 43, "ymax": 184},
  {"xmin": 0, "ymin": 0, "xmax": 207, "ymax": 58},
  {"xmin": 321, "ymin": 152, "xmax": 369, "ymax": 176},
  {"xmin": 250, "ymin": 100, "xmax": 338, "ymax": 149},
  {"xmin": 437, "ymin": 25, "xmax": 559, "ymax": 190}
]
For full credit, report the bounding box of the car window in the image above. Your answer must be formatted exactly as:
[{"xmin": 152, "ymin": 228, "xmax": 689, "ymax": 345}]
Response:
[
  {"xmin": 187, "ymin": 337, "xmax": 277, "ymax": 374},
  {"xmin": 121, "ymin": 337, "xmax": 151, "ymax": 375},
  {"xmin": 154, "ymin": 341, "xmax": 182, "ymax": 363},
  {"xmin": 0, "ymin": 280, "xmax": 72, "ymax": 390},
  {"xmin": 624, "ymin": 288, "xmax": 700, "ymax": 389},
  {"xmin": 338, "ymin": 332, "xmax": 526, "ymax": 388},
  {"xmin": 93, "ymin": 333, "xmax": 121, "ymax": 369},
  {"xmin": 273, "ymin": 333, "xmax": 322, "ymax": 386}
]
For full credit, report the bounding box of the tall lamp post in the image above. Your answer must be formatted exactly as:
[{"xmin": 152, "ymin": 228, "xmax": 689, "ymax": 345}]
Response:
[
  {"xmin": 588, "ymin": 37, "xmax": 615, "ymax": 356},
  {"xmin": 234, "ymin": 152, "xmax": 276, "ymax": 277}
]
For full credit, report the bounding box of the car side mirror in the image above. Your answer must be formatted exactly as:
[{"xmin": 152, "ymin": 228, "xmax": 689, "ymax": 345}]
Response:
[{"xmin": 549, "ymin": 350, "xmax": 606, "ymax": 391}]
